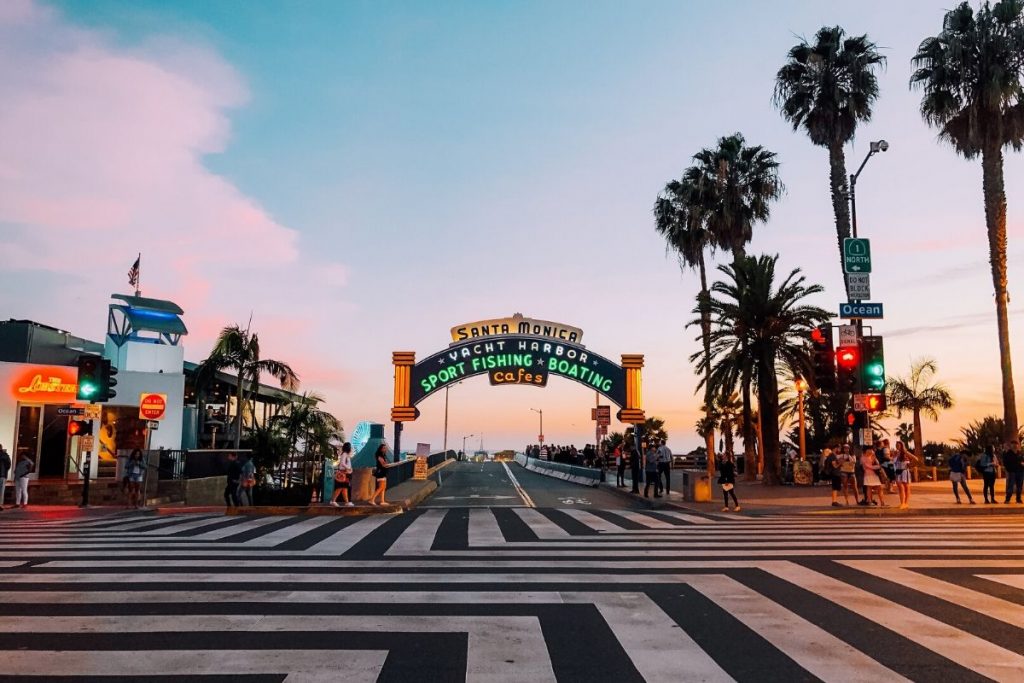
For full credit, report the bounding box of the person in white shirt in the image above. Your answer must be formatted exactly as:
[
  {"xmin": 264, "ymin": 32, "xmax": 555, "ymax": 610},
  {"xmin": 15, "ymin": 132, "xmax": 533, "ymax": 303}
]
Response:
[
  {"xmin": 329, "ymin": 442, "xmax": 355, "ymax": 507},
  {"xmin": 656, "ymin": 440, "xmax": 673, "ymax": 494}
]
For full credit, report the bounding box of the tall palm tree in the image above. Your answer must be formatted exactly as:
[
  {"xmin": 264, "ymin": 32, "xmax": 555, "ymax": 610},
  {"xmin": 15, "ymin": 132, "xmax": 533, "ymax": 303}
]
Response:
[
  {"xmin": 887, "ymin": 358, "xmax": 954, "ymax": 458},
  {"xmin": 895, "ymin": 422, "xmax": 914, "ymax": 447},
  {"xmin": 774, "ymin": 26, "xmax": 885, "ymax": 283},
  {"xmin": 197, "ymin": 324, "xmax": 299, "ymax": 449},
  {"xmin": 625, "ymin": 417, "xmax": 668, "ymax": 447},
  {"xmin": 704, "ymin": 255, "xmax": 831, "ymax": 485},
  {"xmin": 911, "ymin": 1, "xmax": 1024, "ymax": 440},
  {"xmin": 714, "ymin": 391, "xmax": 743, "ymax": 457},
  {"xmin": 682, "ymin": 133, "xmax": 784, "ymax": 473}
]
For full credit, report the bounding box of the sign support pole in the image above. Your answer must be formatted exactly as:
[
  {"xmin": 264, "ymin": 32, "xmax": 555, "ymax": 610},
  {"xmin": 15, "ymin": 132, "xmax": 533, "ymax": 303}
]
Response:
[{"xmin": 79, "ymin": 400, "xmax": 94, "ymax": 508}]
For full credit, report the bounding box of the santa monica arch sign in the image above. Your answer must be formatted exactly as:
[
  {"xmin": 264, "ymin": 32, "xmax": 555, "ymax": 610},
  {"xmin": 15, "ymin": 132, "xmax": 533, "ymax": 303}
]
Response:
[{"xmin": 391, "ymin": 314, "xmax": 646, "ymax": 447}]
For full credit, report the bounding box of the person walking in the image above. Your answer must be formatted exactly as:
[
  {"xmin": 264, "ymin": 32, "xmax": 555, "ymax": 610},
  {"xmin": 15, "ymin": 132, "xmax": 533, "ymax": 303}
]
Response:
[
  {"xmin": 837, "ymin": 444, "xmax": 857, "ymax": 506},
  {"xmin": 643, "ymin": 443, "xmax": 661, "ymax": 498},
  {"xmin": 892, "ymin": 441, "xmax": 919, "ymax": 509},
  {"xmin": 860, "ymin": 448, "xmax": 887, "ymax": 506},
  {"xmin": 368, "ymin": 444, "xmax": 389, "ymax": 506},
  {"xmin": 719, "ymin": 452, "xmax": 740, "ymax": 512},
  {"xmin": 13, "ymin": 455, "xmax": 34, "ymax": 508},
  {"xmin": 330, "ymin": 442, "xmax": 354, "ymax": 507},
  {"xmin": 820, "ymin": 448, "xmax": 842, "ymax": 507},
  {"xmin": 656, "ymin": 440, "xmax": 672, "ymax": 494},
  {"xmin": 238, "ymin": 454, "xmax": 256, "ymax": 506},
  {"xmin": 224, "ymin": 452, "xmax": 242, "ymax": 507},
  {"xmin": 615, "ymin": 446, "xmax": 626, "ymax": 488},
  {"xmin": 628, "ymin": 445, "xmax": 641, "ymax": 494},
  {"xmin": 1003, "ymin": 441, "xmax": 1024, "ymax": 504},
  {"xmin": 0, "ymin": 443, "xmax": 10, "ymax": 511},
  {"xmin": 124, "ymin": 449, "xmax": 146, "ymax": 509},
  {"xmin": 948, "ymin": 451, "xmax": 975, "ymax": 504},
  {"xmin": 976, "ymin": 445, "xmax": 999, "ymax": 504}
]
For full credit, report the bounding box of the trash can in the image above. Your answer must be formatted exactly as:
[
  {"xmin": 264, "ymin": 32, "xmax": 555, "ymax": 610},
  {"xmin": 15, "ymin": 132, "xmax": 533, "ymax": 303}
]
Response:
[{"xmin": 682, "ymin": 469, "xmax": 712, "ymax": 502}]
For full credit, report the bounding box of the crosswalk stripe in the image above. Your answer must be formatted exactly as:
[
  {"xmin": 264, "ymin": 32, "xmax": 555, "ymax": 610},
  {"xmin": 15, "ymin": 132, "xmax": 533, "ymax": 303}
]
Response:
[
  {"xmin": 188, "ymin": 515, "xmax": 288, "ymax": 540},
  {"xmin": 978, "ymin": 574, "xmax": 1024, "ymax": 590},
  {"xmin": 558, "ymin": 509, "xmax": 624, "ymax": 532},
  {"xmin": 387, "ymin": 509, "xmax": 447, "ymax": 555},
  {"xmin": 468, "ymin": 508, "xmax": 505, "ymax": 546},
  {"xmin": 304, "ymin": 515, "xmax": 393, "ymax": 554},
  {"xmin": 242, "ymin": 516, "xmax": 337, "ymax": 547},
  {"xmin": 652, "ymin": 510, "xmax": 719, "ymax": 525},
  {"xmin": 511, "ymin": 508, "xmax": 570, "ymax": 538},
  {"xmin": 763, "ymin": 560, "xmax": 1024, "ymax": 683},
  {"xmin": 609, "ymin": 510, "xmax": 679, "ymax": 529},
  {"xmin": 686, "ymin": 574, "xmax": 910, "ymax": 683}
]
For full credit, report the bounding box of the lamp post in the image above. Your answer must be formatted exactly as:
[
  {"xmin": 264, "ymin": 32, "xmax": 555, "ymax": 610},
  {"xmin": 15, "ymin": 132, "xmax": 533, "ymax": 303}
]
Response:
[
  {"xmin": 794, "ymin": 377, "xmax": 808, "ymax": 462},
  {"xmin": 461, "ymin": 434, "xmax": 474, "ymax": 461},
  {"xmin": 530, "ymin": 408, "xmax": 543, "ymax": 444},
  {"xmin": 849, "ymin": 139, "xmax": 888, "ymax": 240}
]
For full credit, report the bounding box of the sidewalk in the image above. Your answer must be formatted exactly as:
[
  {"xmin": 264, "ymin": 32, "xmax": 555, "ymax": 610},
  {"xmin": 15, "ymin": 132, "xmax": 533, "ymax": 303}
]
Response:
[
  {"xmin": 603, "ymin": 472, "xmax": 1024, "ymax": 516},
  {"xmin": 0, "ymin": 505, "xmax": 139, "ymax": 521}
]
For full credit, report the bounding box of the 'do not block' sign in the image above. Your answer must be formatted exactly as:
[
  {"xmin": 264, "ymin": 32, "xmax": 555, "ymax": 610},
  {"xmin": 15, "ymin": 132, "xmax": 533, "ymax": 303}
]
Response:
[{"xmin": 139, "ymin": 393, "xmax": 168, "ymax": 421}]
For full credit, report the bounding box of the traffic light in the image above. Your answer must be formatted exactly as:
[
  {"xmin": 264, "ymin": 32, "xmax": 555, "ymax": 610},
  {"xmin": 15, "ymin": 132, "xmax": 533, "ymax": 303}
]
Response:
[
  {"xmin": 76, "ymin": 356, "xmax": 102, "ymax": 401},
  {"xmin": 67, "ymin": 419, "xmax": 93, "ymax": 437},
  {"xmin": 810, "ymin": 325, "xmax": 836, "ymax": 391},
  {"xmin": 845, "ymin": 410, "xmax": 868, "ymax": 429},
  {"xmin": 864, "ymin": 393, "xmax": 886, "ymax": 412},
  {"xmin": 860, "ymin": 336, "xmax": 885, "ymax": 393},
  {"xmin": 835, "ymin": 345, "xmax": 861, "ymax": 392},
  {"xmin": 99, "ymin": 359, "xmax": 118, "ymax": 402}
]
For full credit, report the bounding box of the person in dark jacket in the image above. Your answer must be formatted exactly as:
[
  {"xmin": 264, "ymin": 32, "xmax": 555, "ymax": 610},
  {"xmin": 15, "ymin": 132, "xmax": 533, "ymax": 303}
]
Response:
[
  {"xmin": 224, "ymin": 452, "xmax": 241, "ymax": 507},
  {"xmin": 719, "ymin": 453, "xmax": 740, "ymax": 512},
  {"xmin": 0, "ymin": 443, "xmax": 10, "ymax": 510},
  {"xmin": 1003, "ymin": 442, "xmax": 1023, "ymax": 504},
  {"xmin": 976, "ymin": 446, "xmax": 998, "ymax": 504},
  {"xmin": 628, "ymin": 445, "xmax": 641, "ymax": 494}
]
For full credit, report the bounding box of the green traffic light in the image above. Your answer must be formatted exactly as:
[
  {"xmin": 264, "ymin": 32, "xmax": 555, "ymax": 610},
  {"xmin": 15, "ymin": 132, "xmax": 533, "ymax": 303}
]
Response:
[{"xmin": 79, "ymin": 382, "xmax": 97, "ymax": 397}]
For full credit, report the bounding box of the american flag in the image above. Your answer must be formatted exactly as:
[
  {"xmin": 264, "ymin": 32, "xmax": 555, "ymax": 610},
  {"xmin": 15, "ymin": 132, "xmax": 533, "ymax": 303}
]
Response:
[{"xmin": 128, "ymin": 255, "xmax": 140, "ymax": 288}]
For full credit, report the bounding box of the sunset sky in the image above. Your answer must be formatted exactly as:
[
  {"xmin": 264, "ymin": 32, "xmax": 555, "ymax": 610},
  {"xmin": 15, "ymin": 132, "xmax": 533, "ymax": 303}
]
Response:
[{"xmin": 2, "ymin": 0, "xmax": 1023, "ymax": 452}]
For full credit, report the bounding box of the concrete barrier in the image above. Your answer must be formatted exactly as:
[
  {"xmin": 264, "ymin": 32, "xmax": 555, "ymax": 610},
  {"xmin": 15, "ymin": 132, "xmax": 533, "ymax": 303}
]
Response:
[{"xmin": 514, "ymin": 453, "xmax": 601, "ymax": 487}]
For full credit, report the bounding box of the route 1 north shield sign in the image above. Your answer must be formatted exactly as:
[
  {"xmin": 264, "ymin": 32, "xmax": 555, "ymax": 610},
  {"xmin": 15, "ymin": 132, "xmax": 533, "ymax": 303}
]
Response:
[
  {"xmin": 139, "ymin": 393, "xmax": 168, "ymax": 421},
  {"xmin": 843, "ymin": 238, "xmax": 871, "ymax": 274}
]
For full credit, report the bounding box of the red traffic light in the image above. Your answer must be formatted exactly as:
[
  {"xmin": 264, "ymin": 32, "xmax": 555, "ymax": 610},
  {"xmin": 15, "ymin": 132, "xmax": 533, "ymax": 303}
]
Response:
[
  {"xmin": 846, "ymin": 410, "xmax": 856, "ymax": 427},
  {"xmin": 811, "ymin": 328, "xmax": 826, "ymax": 344},
  {"xmin": 836, "ymin": 346, "xmax": 859, "ymax": 368},
  {"xmin": 68, "ymin": 420, "xmax": 82, "ymax": 436}
]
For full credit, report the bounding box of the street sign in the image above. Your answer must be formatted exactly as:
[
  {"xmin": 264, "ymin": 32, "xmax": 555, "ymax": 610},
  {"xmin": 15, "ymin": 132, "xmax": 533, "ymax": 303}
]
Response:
[
  {"xmin": 853, "ymin": 394, "xmax": 869, "ymax": 411},
  {"xmin": 593, "ymin": 405, "xmax": 611, "ymax": 426},
  {"xmin": 79, "ymin": 435, "xmax": 95, "ymax": 451},
  {"xmin": 139, "ymin": 393, "xmax": 167, "ymax": 421},
  {"xmin": 839, "ymin": 302, "xmax": 884, "ymax": 319},
  {"xmin": 146, "ymin": 420, "xmax": 160, "ymax": 430},
  {"xmin": 838, "ymin": 324, "xmax": 858, "ymax": 347},
  {"xmin": 599, "ymin": 425, "xmax": 608, "ymax": 435},
  {"xmin": 843, "ymin": 238, "xmax": 872, "ymax": 273},
  {"xmin": 83, "ymin": 404, "xmax": 101, "ymax": 420},
  {"xmin": 847, "ymin": 273, "xmax": 870, "ymax": 299},
  {"xmin": 57, "ymin": 406, "xmax": 85, "ymax": 417},
  {"xmin": 859, "ymin": 428, "xmax": 873, "ymax": 447}
]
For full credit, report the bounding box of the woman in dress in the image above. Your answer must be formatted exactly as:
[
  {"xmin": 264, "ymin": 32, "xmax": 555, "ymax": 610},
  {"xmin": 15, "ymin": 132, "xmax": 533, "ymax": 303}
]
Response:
[
  {"xmin": 125, "ymin": 449, "xmax": 146, "ymax": 509},
  {"xmin": 367, "ymin": 443, "xmax": 389, "ymax": 506},
  {"xmin": 718, "ymin": 452, "xmax": 740, "ymax": 512},
  {"xmin": 892, "ymin": 441, "xmax": 919, "ymax": 509},
  {"xmin": 860, "ymin": 448, "xmax": 886, "ymax": 506},
  {"xmin": 837, "ymin": 444, "xmax": 857, "ymax": 506},
  {"xmin": 330, "ymin": 442, "xmax": 354, "ymax": 507}
]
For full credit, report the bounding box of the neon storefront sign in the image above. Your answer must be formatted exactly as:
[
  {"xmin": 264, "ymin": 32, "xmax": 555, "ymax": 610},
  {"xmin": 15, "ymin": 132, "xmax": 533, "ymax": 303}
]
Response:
[{"xmin": 10, "ymin": 367, "xmax": 78, "ymax": 403}]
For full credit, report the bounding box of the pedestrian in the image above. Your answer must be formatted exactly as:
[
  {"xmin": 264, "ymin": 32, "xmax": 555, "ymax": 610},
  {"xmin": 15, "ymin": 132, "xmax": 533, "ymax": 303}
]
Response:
[
  {"xmin": 238, "ymin": 454, "xmax": 256, "ymax": 506},
  {"xmin": 892, "ymin": 441, "xmax": 919, "ymax": 509},
  {"xmin": 878, "ymin": 439, "xmax": 896, "ymax": 494},
  {"xmin": 657, "ymin": 440, "xmax": 672, "ymax": 494},
  {"xmin": 1003, "ymin": 441, "xmax": 1024, "ymax": 504},
  {"xmin": 820, "ymin": 448, "xmax": 842, "ymax": 507},
  {"xmin": 615, "ymin": 446, "xmax": 626, "ymax": 488},
  {"xmin": 124, "ymin": 449, "xmax": 146, "ymax": 509},
  {"xmin": 13, "ymin": 455, "xmax": 34, "ymax": 508},
  {"xmin": 643, "ymin": 443, "xmax": 661, "ymax": 498},
  {"xmin": 976, "ymin": 445, "xmax": 998, "ymax": 504},
  {"xmin": 224, "ymin": 452, "xmax": 241, "ymax": 507},
  {"xmin": 854, "ymin": 445, "xmax": 869, "ymax": 505},
  {"xmin": 837, "ymin": 444, "xmax": 857, "ymax": 506},
  {"xmin": 948, "ymin": 451, "xmax": 975, "ymax": 504},
  {"xmin": 367, "ymin": 443, "xmax": 389, "ymax": 506},
  {"xmin": 628, "ymin": 445, "xmax": 641, "ymax": 494},
  {"xmin": 330, "ymin": 442, "xmax": 354, "ymax": 507},
  {"xmin": 860, "ymin": 448, "xmax": 887, "ymax": 506},
  {"xmin": 719, "ymin": 452, "xmax": 740, "ymax": 512},
  {"xmin": 0, "ymin": 443, "xmax": 10, "ymax": 511}
]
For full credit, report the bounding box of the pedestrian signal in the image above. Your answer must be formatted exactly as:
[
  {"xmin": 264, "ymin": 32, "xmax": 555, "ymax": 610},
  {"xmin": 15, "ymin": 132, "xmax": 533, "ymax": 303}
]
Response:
[{"xmin": 835, "ymin": 345, "xmax": 860, "ymax": 392}]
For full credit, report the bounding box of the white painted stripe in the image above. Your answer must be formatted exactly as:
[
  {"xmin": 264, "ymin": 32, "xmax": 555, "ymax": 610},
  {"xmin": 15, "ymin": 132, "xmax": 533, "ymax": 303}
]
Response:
[
  {"xmin": 0, "ymin": 560, "xmax": 25, "ymax": 567},
  {"xmin": 687, "ymin": 574, "xmax": 909, "ymax": 683},
  {"xmin": 842, "ymin": 560, "xmax": 1024, "ymax": 629},
  {"xmin": 566, "ymin": 592, "xmax": 733, "ymax": 683},
  {"xmin": 3, "ymin": 649, "xmax": 386, "ymax": 682},
  {"xmin": 0, "ymin": 589, "xmax": 573, "ymax": 604},
  {"xmin": 608, "ymin": 511, "xmax": 679, "ymax": 529},
  {"xmin": 303, "ymin": 515, "xmax": 393, "ymax": 554},
  {"xmin": 651, "ymin": 510, "xmax": 719, "ymax": 525},
  {"xmin": 188, "ymin": 515, "xmax": 291, "ymax": 540},
  {"xmin": 764, "ymin": 561, "xmax": 1024, "ymax": 683},
  {"xmin": 978, "ymin": 574, "xmax": 1024, "ymax": 590},
  {"xmin": 512, "ymin": 508, "xmax": 570, "ymax": 539},
  {"xmin": 138, "ymin": 515, "xmax": 231, "ymax": 535},
  {"xmin": 468, "ymin": 508, "xmax": 506, "ymax": 546},
  {"xmin": 242, "ymin": 516, "xmax": 337, "ymax": 547},
  {"xmin": 559, "ymin": 509, "xmax": 624, "ymax": 533},
  {"xmin": 387, "ymin": 509, "xmax": 447, "ymax": 555}
]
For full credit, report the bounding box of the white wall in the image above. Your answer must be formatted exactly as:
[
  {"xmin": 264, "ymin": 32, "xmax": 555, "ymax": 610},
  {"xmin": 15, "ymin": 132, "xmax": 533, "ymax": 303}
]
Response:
[{"xmin": 105, "ymin": 338, "xmax": 184, "ymax": 374}]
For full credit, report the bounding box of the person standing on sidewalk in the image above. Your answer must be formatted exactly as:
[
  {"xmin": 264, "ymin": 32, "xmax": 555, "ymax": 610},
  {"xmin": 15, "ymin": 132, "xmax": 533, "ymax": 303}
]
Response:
[
  {"xmin": 820, "ymin": 448, "xmax": 842, "ymax": 507},
  {"xmin": 238, "ymin": 454, "xmax": 256, "ymax": 506},
  {"xmin": 1003, "ymin": 441, "xmax": 1024, "ymax": 504},
  {"xmin": 615, "ymin": 446, "xmax": 626, "ymax": 488},
  {"xmin": 948, "ymin": 451, "xmax": 975, "ymax": 504},
  {"xmin": 330, "ymin": 442, "xmax": 354, "ymax": 507},
  {"xmin": 854, "ymin": 445, "xmax": 869, "ymax": 506},
  {"xmin": 224, "ymin": 452, "xmax": 242, "ymax": 507},
  {"xmin": 628, "ymin": 445, "xmax": 641, "ymax": 494},
  {"xmin": 0, "ymin": 443, "xmax": 10, "ymax": 511},
  {"xmin": 643, "ymin": 444, "xmax": 661, "ymax": 498},
  {"xmin": 892, "ymin": 441, "xmax": 919, "ymax": 509},
  {"xmin": 367, "ymin": 444, "xmax": 389, "ymax": 506},
  {"xmin": 656, "ymin": 440, "xmax": 672, "ymax": 494},
  {"xmin": 719, "ymin": 452, "xmax": 740, "ymax": 512},
  {"xmin": 976, "ymin": 445, "xmax": 998, "ymax": 504},
  {"xmin": 860, "ymin": 448, "xmax": 886, "ymax": 507},
  {"xmin": 837, "ymin": 445, "xmax": 857, "ymax": 506},
  {"xmin": 13, "ymin": 455, "xmax": 33, "ymax": 508}
]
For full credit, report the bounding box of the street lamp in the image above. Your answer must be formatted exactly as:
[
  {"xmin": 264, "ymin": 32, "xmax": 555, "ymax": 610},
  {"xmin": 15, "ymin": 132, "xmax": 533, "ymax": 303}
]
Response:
[
  {"xmin": 462, "ymin": 434, "xmax": 474, "ymax": 461},
  {"xmin": 530, "ymin": 408, "xmax": 543, "ymax": 445},
  {"xmin": 794, "ymin": 377, "xmax": 808, "ymax": 461},
  {"xmin": 849, "ymin": 139, "xmax": 888, "ymax": 239}
]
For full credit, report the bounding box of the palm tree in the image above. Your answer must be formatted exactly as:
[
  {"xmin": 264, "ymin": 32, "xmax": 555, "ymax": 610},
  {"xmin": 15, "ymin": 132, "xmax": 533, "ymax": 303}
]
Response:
[
  {"xmin": 895, "ymin": 422, "xmax": 914, "ymax": 447},
  {"xmin": 887, "ymin": 358, "xmax": 954, "ymax": 458},
  {"xmin": 625, "ymin": 417, "xmax": 668, "ymax": 447},
  {"xmin": 774, "ymin": 26, "xmax": 885, "ymax": 282},
  {"xmin": 911, "ymin": 1, "xmax": 1024, "ymax": 440},
  {"xmin": 272, "ymin": 392, "xmax": 342, "ymax": 487},
  {"xmin": 957, "ymin": 415, "xmax": 1021, "ymax": 453},
  {"xmin": 704, "ymin": 255, "xmax": 831, "ymax": 485},
  {"xmin": 714, "ymin": 391, "xmax": 743, "ymax": 457},
  {"xmin": 197, "ymin": 323, "xmax": 299, "ymax": 449}
]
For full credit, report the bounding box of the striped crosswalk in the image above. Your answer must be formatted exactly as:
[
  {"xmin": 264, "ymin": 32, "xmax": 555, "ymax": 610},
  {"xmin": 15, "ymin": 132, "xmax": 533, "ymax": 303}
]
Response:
[{"xmin": 1, "ymin": 508, "xmax": 1023, "ymax": 681}]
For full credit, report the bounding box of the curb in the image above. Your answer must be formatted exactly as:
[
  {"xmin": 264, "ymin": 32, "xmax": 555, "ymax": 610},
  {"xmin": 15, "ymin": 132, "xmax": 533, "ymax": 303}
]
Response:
[
  {"xmin": 226, "ymin": 504, "xmax": 402, "ymax": 516},
  {"xmin": 399, "ymin": 479, "xmax": 438, "ymax": 510}
]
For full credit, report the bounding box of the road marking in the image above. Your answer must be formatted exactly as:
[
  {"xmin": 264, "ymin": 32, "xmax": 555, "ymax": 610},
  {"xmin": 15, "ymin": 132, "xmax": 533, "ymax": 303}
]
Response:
[
  {"xmin": 512, "ymin": 508, "xmax": 570, "ymax": 538},
  {"xmin": 559, "ymin": 509, "xmax": 623, "ymax": 532},
  {"xmin": 304, "ymin": 515, "xmax": 393, "ymax": 554},
  {"xmin": 979, "ymin": 574, "xmax": 1024, "ymax": 590},
  {"xmin": 502, "ymin": 461, "xmax": 535, "ymax": 508},
  {"xmin": 387, "ymin": 510, "xmax": 447, "ymax": 555},
  {"xmin": 468, "ymin": 508, "xmax": 505, "ymax": 546}
]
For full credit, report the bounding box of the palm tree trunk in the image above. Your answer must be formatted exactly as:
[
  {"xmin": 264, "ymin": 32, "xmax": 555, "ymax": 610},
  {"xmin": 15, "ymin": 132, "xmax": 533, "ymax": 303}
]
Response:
[
  {"xmin": 742, "ymin": 372, "xmax": 756, "ymax": 480},
  {"xmin": 234, "ymin": 370, "xmax": 244, "ymax": 449},
  {"xmin": 912, "ymin": 408, "xmax": 924, "ymax": 460},
  {"xmin": 698, "ymin": 253, "xmax": 716, "ymax": 477},
  {"xmin": 828, "ymin": 142, "xmax": 852, "ymax": 290},
  {"xmin": 982, "ymin": 145, "xmax": 1019, "ymax": 441},
  {"xmin": 757, "ymin": 352, "xmax": 782, "ymax": 486},
  {"xmin": 723, "ymin": 417, "xmax": 734, "ymax": 456}
]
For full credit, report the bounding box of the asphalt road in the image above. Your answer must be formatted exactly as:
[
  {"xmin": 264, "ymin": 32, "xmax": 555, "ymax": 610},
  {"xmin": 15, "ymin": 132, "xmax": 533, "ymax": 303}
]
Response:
[{"xmin": 422, "ymin": 460, "xmax": 638, "ymax": 509}]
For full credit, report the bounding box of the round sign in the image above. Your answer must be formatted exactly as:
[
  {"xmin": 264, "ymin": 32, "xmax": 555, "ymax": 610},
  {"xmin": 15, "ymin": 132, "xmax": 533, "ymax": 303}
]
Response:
[{"xmin": 139, "ymin": 393, "xmax": 167, "ymax": 420}]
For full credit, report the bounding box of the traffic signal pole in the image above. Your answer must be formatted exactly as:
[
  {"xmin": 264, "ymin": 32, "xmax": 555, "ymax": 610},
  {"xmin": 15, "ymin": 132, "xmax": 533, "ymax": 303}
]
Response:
[{"xmin": 79, "ymin": 400, "xmax": 94, "ymax": 508}]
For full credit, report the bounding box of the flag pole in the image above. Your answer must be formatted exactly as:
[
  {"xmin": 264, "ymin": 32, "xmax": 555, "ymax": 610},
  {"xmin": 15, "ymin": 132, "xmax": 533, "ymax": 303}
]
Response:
[{"xmin": 135, "ymin": 253, "xmax": 141, "ymax": 297}]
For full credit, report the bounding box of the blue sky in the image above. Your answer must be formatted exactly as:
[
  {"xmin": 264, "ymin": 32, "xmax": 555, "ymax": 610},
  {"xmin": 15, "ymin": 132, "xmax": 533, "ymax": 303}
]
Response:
[{"xmin": 4, "ymin": 0, "xmax": 1023, "ymax": 450}]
